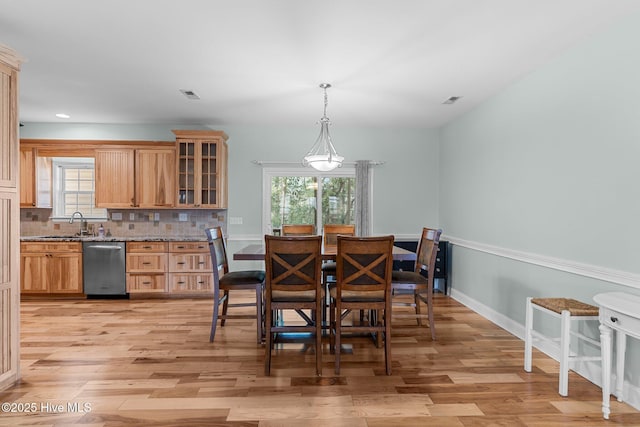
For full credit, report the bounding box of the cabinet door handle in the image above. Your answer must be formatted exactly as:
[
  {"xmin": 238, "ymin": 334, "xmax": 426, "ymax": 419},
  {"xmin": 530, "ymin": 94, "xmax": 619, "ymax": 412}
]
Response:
[
  {"xmin": 177, "ymin": 246, "xmax": 185, "ymax": 249},
  {"xmin": 177, "ymin": 281, "xmax": 185, "ymax": 284},
  {"xmin": 143, "ymin": 246, "xmax": 152, "ymax": 249},
  {"xmin": 198, "ymin": 281, "xmax": 205, "ymax": 284},
  {"xmin": 177, "ymin": 262, "xmax": 185, "ymax": 265},
  {"xmin": 611, "ymin": 316, "xmax": 619, "ymax": 323},
  {"xmin": 198, "ymin": 262, "xmax": 205, "ymax": 265},
  {"xmin": 142, "ymin": 281, "xmax": 151, "ymax": 285},
  {"xmin": 142, "ymin": 262, "xmax": 151, "ymax": 265}
]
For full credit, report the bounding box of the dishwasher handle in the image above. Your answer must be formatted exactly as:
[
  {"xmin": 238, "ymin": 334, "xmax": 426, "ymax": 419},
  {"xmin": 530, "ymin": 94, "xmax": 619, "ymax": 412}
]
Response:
[{"xmin": 85, "ymin": 245, "xmax": 123, "ymax": 250}]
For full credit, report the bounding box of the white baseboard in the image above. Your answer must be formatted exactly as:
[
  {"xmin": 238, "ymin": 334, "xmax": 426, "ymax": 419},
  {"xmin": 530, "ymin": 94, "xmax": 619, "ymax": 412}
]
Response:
[{"xmin": 450, "ymin": 288, "xmax": 640, "ymax": 412}]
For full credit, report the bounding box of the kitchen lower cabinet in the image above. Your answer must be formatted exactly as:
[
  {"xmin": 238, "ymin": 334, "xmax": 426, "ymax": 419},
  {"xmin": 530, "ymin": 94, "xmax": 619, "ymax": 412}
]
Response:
[
  {"xmin": 20, "ymin": 242, "xmax": 83, "ymax": 294},
  {"xmin": 126, "ymin": 242, "xmax": 168, "ymax": 294},
  {"xmin": 168, "ymin": 242, "xmax": 213, "ymax": 294}
]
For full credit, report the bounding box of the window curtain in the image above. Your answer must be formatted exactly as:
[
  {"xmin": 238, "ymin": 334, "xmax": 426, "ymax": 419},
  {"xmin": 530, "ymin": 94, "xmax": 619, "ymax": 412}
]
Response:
[{"xmin": 355, "ymin": 160, "xmax": 371, "ymax": 236}]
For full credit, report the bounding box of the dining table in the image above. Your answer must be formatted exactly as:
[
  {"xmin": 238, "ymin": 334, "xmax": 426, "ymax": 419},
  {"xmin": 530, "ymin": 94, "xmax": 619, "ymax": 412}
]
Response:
[{"xmin": 233, "ymin": 242, "xmax": 417, "ymax": 262}]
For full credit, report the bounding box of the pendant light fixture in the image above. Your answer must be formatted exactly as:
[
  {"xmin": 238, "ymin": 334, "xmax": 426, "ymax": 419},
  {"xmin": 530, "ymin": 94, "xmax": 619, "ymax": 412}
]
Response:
[{"xmin": 303, "ymin": 83, "xmax": 344, "ymax": 171}]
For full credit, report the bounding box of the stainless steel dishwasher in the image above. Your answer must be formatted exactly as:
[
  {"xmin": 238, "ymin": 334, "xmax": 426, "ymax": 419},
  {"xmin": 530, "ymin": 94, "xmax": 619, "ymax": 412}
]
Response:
[{"xmin": 82, "ymin": 241, "xmax": 127, "ymax": 297}]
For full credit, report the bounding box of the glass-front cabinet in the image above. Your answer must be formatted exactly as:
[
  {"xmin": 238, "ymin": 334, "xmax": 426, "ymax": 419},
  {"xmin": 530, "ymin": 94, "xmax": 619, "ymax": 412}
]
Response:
[{"xmin": 173, "ymin": 130, "xmax": 228, "ymax": 208}]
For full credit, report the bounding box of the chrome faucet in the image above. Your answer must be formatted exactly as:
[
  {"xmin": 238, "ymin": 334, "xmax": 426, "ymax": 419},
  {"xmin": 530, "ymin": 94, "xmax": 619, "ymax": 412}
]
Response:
[{"xmin": 69, "ymin": 211, "xmax": 88, "ymax": 235}]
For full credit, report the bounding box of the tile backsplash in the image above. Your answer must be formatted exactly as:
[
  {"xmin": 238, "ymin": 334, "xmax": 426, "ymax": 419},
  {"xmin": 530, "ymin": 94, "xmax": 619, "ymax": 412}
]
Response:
[{"xmin": 20, "ymin": 209, "xmax": 226, "ymax": 238}]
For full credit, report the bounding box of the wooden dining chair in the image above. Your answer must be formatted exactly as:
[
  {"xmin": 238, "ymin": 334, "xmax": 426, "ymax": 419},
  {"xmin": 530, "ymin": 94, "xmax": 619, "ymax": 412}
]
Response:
[
  {"xmin": 321, "ymin": 224, "xmax": 355, "ymax": 285},
  {"xmin": 391, "ymin": 227, "xmax": 442, "ymax": 340},
  {"xmin": 264, "ymin": 234, "xmax": 323, "ymax": 376},
  {"xmin": 329, "ymin": 235, "xmax": 394, "ymax": 375},
  {"xmin": 281, "ymin": 224, "xmax": 315, "ymax": 236},
  {"xmin": 206, "ymin": 227, "xmax": 265, "ymax": 344}
]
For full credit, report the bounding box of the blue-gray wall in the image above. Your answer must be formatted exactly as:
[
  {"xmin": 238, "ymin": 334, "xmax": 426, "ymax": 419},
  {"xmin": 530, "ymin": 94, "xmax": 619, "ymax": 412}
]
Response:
[{"xmin": 439, "ymin": 11, "xmax": 640, "ymax": 405}]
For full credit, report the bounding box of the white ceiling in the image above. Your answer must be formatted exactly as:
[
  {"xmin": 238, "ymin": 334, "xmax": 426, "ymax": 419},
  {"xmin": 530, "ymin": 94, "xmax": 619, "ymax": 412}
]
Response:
[{"xmin": 1, "ymin": 0, "xmax": 639, "ymax": 128}]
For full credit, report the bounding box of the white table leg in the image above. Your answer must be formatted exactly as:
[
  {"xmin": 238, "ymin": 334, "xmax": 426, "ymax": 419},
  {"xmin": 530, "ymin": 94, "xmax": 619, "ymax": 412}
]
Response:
[
  {"xmin": 615, "ymin": 329, "xmax": 626, "ymax": 402},
  {"xmin": 599, "ymin": 323, "xmax": 612, "ymax": 419},
  {"xmin": 524, "ymin": 297, "xmax": 533, "ymax": 372},
  {"xmin": 559, "ymin": 309, "xmax": 571, "ymax": 396}
]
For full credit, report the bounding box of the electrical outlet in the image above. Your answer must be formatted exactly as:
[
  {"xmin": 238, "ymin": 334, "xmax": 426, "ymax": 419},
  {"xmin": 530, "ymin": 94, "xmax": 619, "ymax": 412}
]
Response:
[
  {"xmin": 178, "ymin": 213, "xmax": 188, "ymax": 222},
  {"xmin": 129, "ymin": 213, "xmax": 135, "ymax": 221},
  {"xmin": 154, "ymin": 212, "xmax": 160, "ymax": 221},
  {"xmin": 111, "ymin": 212, "xmax": 122, "ymax": 221}
]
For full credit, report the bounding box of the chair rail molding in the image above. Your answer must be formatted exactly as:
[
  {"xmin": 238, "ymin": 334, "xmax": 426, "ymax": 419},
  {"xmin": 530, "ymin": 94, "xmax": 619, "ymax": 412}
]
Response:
[{"xmin": 445, "ymin": 235, "xmax": 640, "ymax": 290}]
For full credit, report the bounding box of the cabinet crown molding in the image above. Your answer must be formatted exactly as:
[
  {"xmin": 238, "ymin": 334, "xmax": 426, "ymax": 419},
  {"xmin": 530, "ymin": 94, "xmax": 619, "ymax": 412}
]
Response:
[
  {"xmin": 172, "ymin": 129, "xmax": 229, "ymax": 141},
  {"xmin": 0, "ymin": 43, "xmax": 24, "ymax": 70}
]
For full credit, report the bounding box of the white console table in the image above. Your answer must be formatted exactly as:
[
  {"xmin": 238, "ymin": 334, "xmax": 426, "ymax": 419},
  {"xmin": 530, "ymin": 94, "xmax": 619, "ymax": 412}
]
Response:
[{"xmin": 593, "ymin": 292, "xmax": 640, "ymax": 419}]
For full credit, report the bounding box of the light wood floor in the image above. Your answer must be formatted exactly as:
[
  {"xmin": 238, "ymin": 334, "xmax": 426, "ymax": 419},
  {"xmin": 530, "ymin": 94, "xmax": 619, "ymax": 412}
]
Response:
[{"xmin": 2, "ymin": 293, "xmax": 639, "ymax": 426}]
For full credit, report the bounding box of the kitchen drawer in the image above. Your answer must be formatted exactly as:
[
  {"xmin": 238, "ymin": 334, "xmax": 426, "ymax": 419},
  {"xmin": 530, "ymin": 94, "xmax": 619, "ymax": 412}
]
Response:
[
  {"xmin": 169, "ymin": 241, "xmax": 208, "ymax": 253},
  {"xmin": 126, "ymin": 274, "xmax": 167, "ymax": 293},
  {"xmin": 21, "ymin": 242, "xmax": 82, "ymax": 253},
  {"xmin": 169, "ymin": 273, "xmax": 213, "ymax": 293},
  {"xmin": 600, "ymin": 307, "xmax": 640, "ymax": 337},
  {"xmin": 126, "ymin": 241, "xmax": 168, "ymax": 253},
  {"xmin": 169, "ymin": 253, "xmax": 212, "ymax": 272},
  {"xmin": 126, "ymin": 253, "xmax": 167, "ymax": 273}
]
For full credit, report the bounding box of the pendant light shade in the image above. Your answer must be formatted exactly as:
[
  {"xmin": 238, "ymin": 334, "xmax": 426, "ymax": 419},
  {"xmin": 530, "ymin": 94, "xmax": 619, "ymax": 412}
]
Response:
[{"xmin": 303, "ymin": 83, "xmax": 344, "ymax": 171}]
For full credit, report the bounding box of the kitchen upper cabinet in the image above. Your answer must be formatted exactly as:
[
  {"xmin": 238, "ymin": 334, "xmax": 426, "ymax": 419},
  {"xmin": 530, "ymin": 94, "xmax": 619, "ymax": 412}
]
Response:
[
  {"xmin": 19, "ymin": 146, "xmax": 35, "ymax": 206},
  {"xmin": 173, "ymin": 130, "xmax": 228, "ymax": 208},
  {"xmin": 135, "ymin": 148, "xmax": 175, "ymax": 208},
  {"xmin": 95, "ymin": 149, "xmax": 135, "ymax": 208},
  {"xmin": 95, "ymin": 148, "xmax": 176, "ymax": 208},
  {"xmin": 20, "ymin": 242, "xmax": 83, "ymax": 294},
  {"xmin": 19, "ymin": 148, "xmax": 52, "ymax": 208}
]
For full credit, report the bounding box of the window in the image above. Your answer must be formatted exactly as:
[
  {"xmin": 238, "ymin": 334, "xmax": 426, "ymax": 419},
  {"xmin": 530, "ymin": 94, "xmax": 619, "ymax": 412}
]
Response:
[
  {"xmin": 263, "ymin": 166, "xmax": 358, "ymax": 235},
  {"xmin": 52, "ymin": 158, "xmax": 107, "ymax": 219}
]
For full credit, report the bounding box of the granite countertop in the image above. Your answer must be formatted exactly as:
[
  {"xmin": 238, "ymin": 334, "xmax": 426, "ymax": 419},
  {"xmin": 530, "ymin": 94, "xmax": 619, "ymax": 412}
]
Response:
[{"xmin": 21, "ymin": 235, "xmax": 207, "ymax": 242}]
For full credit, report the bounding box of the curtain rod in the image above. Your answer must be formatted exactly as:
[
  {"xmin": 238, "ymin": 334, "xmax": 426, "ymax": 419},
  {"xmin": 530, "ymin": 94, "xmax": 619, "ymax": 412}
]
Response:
[{"xmin": 252, "ymin": 160, "xmax": 385, "ymax": 166}]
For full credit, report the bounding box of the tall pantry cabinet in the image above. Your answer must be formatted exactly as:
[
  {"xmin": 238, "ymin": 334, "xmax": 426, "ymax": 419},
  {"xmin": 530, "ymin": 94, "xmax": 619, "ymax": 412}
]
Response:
[{"xmin": 0, "ymin": 44, "xmax": 22, "ymax": 391}]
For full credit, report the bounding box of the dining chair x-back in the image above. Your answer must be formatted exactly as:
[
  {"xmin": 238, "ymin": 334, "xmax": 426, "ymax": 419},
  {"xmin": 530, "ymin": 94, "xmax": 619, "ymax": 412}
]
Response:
[
  {"xmin": 321, "ymin": 224, "xmax": 356, "ymax": 285},
  {"xmin": 330, "ymin": 235, "xmax": 395, "ymax": 375},
  {"xmin": 281, "ymin": 224, "xmax": 315, "ymax": 236},
  {"xmin": 264, "ymin": 235, "xmax": 324, "ymax": 376}
]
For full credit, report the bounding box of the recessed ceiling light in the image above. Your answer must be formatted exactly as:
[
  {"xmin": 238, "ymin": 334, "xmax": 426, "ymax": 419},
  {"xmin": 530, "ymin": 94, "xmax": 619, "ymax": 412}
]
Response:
[
  {"xmin": 55, "ymin": 113, "xmax": 70, "ymax": 119},
  {"xmin": 180, "ymin": 89, "xmax": 200, "ymax": 100}
]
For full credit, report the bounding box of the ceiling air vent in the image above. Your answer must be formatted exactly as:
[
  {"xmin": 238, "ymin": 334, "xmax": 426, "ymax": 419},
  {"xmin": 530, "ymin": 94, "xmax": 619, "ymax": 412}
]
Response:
[
  {"xmin": 442, "ymin": 96, "xmax": 462, "ymax": 105},
  {"xmin": 180, "ymin": 89, "xmax": 200, "ymax": 100}
]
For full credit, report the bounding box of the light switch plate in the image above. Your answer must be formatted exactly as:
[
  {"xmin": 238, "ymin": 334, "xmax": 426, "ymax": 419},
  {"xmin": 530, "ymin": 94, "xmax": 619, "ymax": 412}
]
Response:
[
  {"xmin": 111, "ymin": 212, "xmax": 123, "ymax": 221},
  {"xmin": 154, "ymin": 212, "xmax": 160, "ymax": 221},
  {"xmin": 178, "ymin": 213, "xmax": 188, "ymax": 222},
  {"xmin": 129, "ymin": 213, "xmax": 135, "ymax": 221},
  {"xmin": 229, "ymin": 216, "xmax": 243, "ymax": 225}
]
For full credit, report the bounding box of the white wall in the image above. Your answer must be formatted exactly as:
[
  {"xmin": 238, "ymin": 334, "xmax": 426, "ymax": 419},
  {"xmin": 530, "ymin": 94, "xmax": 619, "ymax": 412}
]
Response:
[{"xmin": 439, "ymin": 11, "xmax": 640, "ymax": 407}]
